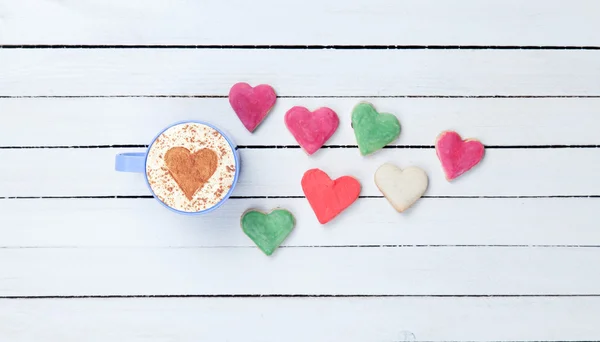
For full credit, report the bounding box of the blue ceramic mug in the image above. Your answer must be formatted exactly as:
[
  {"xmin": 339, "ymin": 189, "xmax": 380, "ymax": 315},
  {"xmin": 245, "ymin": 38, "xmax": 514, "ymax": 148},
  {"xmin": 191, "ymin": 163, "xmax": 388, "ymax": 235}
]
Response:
[{"xmin": 115, "ymin": 120, "xmax": 240, "ymax": 215}]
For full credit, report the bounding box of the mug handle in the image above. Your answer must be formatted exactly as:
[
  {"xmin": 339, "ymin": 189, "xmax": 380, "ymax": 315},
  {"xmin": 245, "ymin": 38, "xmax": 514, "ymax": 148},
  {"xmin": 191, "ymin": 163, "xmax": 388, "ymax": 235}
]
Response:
[{"xmin": 115, "ymin": 152, "xmax": 147, "ymax": 173}]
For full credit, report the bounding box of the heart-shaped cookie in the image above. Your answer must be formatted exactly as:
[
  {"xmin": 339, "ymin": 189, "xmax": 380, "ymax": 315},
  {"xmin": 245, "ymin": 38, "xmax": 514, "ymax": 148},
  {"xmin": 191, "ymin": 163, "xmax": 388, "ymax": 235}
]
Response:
[
  {"xmin": 228, "ymin": 82, "xmax": 277, "ymax": 132},
  {"xmin": 351, "ymin": 102, "xmax": 401, "ymax": 156},
  {"xmin": 284, "ymin": 106, "xmax": 339, "ymax": 155},
  {"xmin": 374, "ymin": 163, "xmax": 428, "ymax": 212},
  {"xmin": 164, "ymin": 147, "xmax": 218, "ymax": 200},
  {"xmin": 301, "ymin": 168, "xmax": 361, "ymax": 224},
  {"xmin": 241, "ymin": 208, "xmax": 295, "ymax": 256},
  {"xmin": 435, "ymin": 130, "xmax": 485, "ymax": 181}
]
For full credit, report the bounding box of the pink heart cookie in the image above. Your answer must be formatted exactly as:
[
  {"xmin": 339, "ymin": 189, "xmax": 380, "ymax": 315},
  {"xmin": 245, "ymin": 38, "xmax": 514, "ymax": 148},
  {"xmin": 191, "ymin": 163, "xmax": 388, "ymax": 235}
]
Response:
[
  {"xmin": 284, "ymin": 106, "xmax": 339, "ymax": 155},
  {"xmin": 435, "ymin": 130, "xmax": 485, "ymax": 181},
  {"xmin": 228, "ymin": 82, "xmax": 277, "ymax": 132}
]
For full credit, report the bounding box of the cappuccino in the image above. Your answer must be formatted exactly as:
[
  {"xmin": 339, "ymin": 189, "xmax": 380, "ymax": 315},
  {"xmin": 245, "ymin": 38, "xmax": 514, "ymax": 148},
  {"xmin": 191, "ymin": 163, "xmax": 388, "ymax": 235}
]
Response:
[{"xmin": 145, "ymin": 122, "xmax": 237, "ymax": 213}]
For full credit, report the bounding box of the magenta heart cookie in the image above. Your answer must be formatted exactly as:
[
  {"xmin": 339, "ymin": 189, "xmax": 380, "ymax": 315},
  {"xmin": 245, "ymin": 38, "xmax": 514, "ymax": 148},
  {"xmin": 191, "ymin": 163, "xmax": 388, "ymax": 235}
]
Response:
[
  {"xmin": 284, "ymin": 106, "xmax": 339, "ymax": 155},
  {"xmin": 228, "ymin": 82, "xmax": 277, "ymax": 132},
  {"xmin": 435, "ymin": 130, "xmax": 485, "ymax": 181}
]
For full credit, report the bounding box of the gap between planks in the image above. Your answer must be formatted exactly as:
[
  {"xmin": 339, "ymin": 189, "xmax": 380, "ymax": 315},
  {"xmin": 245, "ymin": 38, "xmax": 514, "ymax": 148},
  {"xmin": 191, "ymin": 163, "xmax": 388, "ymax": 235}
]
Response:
[
  {"xmin": 2, "ymin": 195, "xmax": 600, "ymax": 199},
  {"xmin": 2, "ymin": 245, "xmax": 600, "ymax": 249},
  {"xmin": 2, "ymin": 44, "xmax": 600, "ymax": 50},
  {"xmin": 2, "ymin": 294, "xmax": 600, "ymax": 299},
  {"xmin": 2, "ymin": 145, "xmax": 600, "ymax": 149},
  {"xmin": 2, "ymin": 95, "xmax": 600, "ymax": 99}
]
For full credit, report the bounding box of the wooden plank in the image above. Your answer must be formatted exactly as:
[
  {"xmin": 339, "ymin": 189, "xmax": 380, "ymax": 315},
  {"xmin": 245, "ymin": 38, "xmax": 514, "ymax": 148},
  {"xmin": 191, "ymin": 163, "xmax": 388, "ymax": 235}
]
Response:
[
  {"xmin": 1, "ymin": 297, "xmax": 598, "ymax": 341},
  {"xmin": 0, "ymin": 198, "xmax": 598, "ymax": 247},
  {"xmin": 1, "ymin": 1, "xmax": 599, "ymax": 46},
  {"xmin": 1, "ymin": 49, "xmax": 599, "ymax": 96},
  {"xmin": 2, "ymin": 97, "xmax": 600, "ymax": 147},
  {"xmin": 2, "ymin": 148, "xmax": 600, "ymax": 197},
  {"xmin": 0, "ymin": 247, "xmax": 598, "ymax": 296}
]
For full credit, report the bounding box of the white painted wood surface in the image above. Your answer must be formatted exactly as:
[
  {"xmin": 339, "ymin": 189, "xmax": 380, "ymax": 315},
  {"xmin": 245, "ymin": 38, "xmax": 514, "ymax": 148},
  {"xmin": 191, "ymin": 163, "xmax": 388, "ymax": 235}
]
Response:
[
  {"xmin": 2, "ymin": 97, "xmax": 600, "ymax": 146},
  {"xmin": 1, "ymin": 0, "xmax": 599, "ymax": 46},
  {"xmin": 1, "ymin": 198, "xmax": 600, "ymax": 247},
  {"xmin": 1, "ymin": 50, "xmax": 599, "ymax": 96},
  {"xmin": 4, "ymin": 148, "xmax": 600, "ymax": 196},
  {"xmin": 1, "ymin": 297, "xmax": 599, "ymax": 342},
  {"xmin": 1, "ymin": 1, "xmax": 600, "ymax": 341},
  {"xmin": 2, "ymin": 247, "xmax": 599, "ymax": 296}
]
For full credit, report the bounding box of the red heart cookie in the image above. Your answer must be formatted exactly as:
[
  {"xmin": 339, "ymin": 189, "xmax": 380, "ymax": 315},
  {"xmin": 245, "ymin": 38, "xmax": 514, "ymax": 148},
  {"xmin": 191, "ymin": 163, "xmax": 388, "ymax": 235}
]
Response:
[
  {"xmin": 301, "ymin": 168, "xmax": 361, "ymax": 224},
  {"xmin": 228, "ymin": 82, "xmax": 277, "ymax": 132},
  {"xmin": 435, "ymin": 131, "xmax": 485, "ymax": 181},
  {"xmin": 284, "ymin": 106, "xmax": 339, "ymax": 155}
]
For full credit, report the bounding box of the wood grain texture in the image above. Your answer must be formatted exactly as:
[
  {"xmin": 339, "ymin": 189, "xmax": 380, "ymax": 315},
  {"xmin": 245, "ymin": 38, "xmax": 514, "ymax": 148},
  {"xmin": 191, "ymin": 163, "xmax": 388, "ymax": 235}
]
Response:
[
  {"xmin": 1, "ymin": 0, "xmax": 599, "ymax": 46},
  {"xmin": 1, "ymin": 297, "xmax": 599, "ymax": 342},
  {"xmin": 2, "ymin": 1, "xmax": 600, "ymax": 340},
  {"xmin": 0, "ymin": 198, "xmax": 597, "ymax": 247},
  {"xmin": 2, "ymin": 148, "xmax": 600, "ymax": 197},
  {"xmin": 2, "ymin": 97, "xmax": 600, "ymax": 147},
  {"xmin": 0, "ymin": 247, "xmax": 598, "ymax": 296},
  {"xmin": 1, "ymin": 49, "xmax": 599, "ymax": 96}
]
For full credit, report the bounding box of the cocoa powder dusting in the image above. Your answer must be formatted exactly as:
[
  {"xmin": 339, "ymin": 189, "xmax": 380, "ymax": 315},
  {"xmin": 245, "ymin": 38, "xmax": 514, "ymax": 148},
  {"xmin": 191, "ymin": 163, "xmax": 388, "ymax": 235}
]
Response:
[
  {"xmin": 214, "ymin": 186, "xmax": 224, "ymax": 198},
  {"xmin": 164, "ymin": 147, "xmax": 218, "ymax": 200}
]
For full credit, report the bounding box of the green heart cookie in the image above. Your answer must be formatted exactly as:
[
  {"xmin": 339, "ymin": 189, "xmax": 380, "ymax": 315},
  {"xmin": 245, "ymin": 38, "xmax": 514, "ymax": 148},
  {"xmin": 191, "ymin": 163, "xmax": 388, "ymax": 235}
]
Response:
[
  {"xmin": 241, "ymin": 209, "xmax": 295, "ymax": 256},
  {"xmin": 351, "ymin": 102, "xmax": 401, "ymax": 155}
]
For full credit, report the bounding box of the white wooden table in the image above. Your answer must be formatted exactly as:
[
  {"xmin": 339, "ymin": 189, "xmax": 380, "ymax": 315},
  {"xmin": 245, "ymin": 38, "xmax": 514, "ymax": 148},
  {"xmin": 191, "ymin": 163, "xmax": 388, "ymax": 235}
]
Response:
[{"xmin": 1, "ymin": 1, "xmax": 600, "ymax": 341}]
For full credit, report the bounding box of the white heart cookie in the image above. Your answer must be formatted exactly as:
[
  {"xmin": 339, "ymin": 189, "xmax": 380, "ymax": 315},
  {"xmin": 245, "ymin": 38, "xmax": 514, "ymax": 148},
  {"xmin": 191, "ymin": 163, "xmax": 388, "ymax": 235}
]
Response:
[{"xmin": 374, "ymin": 163, "xmax": 428, "ymax": 212}]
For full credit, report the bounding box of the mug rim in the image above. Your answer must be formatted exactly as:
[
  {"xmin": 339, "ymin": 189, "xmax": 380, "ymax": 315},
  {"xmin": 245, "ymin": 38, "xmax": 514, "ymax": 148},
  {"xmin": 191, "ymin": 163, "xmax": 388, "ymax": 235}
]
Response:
[{"xmin": 143, "ymin": 120, "xmax": 240, "ymax": 216}]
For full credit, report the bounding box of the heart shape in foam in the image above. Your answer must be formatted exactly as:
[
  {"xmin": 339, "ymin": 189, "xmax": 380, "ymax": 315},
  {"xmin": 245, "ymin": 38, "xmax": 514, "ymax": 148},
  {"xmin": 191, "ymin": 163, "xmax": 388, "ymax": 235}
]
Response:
[
  {"xmin": 374, "ymin": 163, "xmax": 428, "ymax": 212},
  {"xmin": 241, "ymin": 208, "xmax": 295, "ymax": 256},
  {"xmin": 284, "ymin": 106, "xmax": 339, "ymax": 155},
  {"xmin": 164, "ymin": 147, "xmax": 218, "ymax": 200},
  {"xmin": 228, "ymin": 82, "xmax": 277, "ymax": 132},
  {"xmin": 435, "ymin": 131, "xmax": 485, "ymax": 181},
  {"xmin": 351, "ymin": 102, "xmax": 401, "ymax": 156},
  {"xmin": 301, "ymin": 168, "xmax": 361, "ymax": 224}
]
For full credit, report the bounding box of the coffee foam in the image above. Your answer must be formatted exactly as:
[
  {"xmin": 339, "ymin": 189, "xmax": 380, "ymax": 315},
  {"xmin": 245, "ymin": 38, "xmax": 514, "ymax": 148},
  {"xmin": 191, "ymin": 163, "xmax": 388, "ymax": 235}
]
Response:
[{"xmin": 146, "ymin": 123, "xmax": 236, "ymax": 212}]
